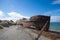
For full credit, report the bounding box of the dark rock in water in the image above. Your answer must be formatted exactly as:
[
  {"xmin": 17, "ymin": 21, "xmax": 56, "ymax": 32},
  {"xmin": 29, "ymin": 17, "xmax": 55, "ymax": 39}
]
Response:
[{"xmin": 29, "ymin": 15, "xmax": 50, "ymax": 31}]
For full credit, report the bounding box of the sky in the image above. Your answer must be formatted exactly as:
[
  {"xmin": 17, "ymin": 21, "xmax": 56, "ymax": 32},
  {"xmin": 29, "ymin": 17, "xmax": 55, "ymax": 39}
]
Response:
[{"xmin": 0, "ymin": 0, "xmax": 60, "ymax": 22}]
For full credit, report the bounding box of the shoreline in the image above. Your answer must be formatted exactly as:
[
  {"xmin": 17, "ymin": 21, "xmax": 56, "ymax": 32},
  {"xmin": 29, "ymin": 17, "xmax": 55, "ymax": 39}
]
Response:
[{"xmin": 49, "ymin": 29, "xmax": 60, "ymax": 33}]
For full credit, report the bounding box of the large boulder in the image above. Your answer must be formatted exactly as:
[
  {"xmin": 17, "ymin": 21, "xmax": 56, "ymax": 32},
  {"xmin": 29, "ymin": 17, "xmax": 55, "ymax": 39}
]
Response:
[
  {"xmin": 0, "ymin": 25, "xmax": 3, "ymax": 29},
  {"xmin": 0, "ymin": 20, "xmax": 15, "ymax": 27},
  {"xmin": 16, "ymin": 19, "xmax": 23, "ymax": 25},
  {"xmin": 16, "ymin": 18, "xmax": 28, "ymax": 25}
]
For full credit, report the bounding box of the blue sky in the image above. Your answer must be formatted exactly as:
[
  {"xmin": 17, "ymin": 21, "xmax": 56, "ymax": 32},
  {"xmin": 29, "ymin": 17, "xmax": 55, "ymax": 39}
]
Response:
[{"xmin": 0, "ymin": 0, "xmax": 60, "ymax": 22}]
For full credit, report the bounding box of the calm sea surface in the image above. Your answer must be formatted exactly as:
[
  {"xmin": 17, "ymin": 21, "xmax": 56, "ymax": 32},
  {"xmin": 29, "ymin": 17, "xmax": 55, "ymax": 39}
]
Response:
[{"xmin": 50, "ymin": 22, "xmax": 60, "ymax": 30}]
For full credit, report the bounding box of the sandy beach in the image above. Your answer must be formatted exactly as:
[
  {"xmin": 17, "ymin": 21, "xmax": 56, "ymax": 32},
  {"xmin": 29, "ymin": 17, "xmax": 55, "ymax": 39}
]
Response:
[{"xmin": 0, "ymin": 25, "xmax": 60, "ymax": 40}]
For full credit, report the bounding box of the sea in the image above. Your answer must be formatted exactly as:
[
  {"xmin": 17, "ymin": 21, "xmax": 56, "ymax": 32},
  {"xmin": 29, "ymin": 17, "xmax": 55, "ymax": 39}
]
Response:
[{"xmin": 49, "ymin": 22, "xmax": 60, "ymax": 32}]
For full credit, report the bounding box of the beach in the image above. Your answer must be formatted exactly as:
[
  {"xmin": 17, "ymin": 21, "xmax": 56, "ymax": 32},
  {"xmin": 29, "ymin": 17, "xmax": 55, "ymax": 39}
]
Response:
[{"xmin": 0, "ymin": 25, "xmax": 60, "ymax": 40}]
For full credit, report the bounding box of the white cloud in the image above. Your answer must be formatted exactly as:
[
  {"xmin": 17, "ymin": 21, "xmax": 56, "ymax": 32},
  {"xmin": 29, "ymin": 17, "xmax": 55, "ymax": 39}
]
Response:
[
  {"xmin": 0, "ymin": 11, "xmax": 4, "ymax": 16},
  {"xmin": 42, "ymin": 9, "xmax": 60, "ymax": 22},
  {"xmin": 8, "ymin": 12, "xmax": 24, "ymax": 18},
  {"xmin": 51, "ymin": 16, "xmax": 60, "ymax": 22},
  {"xmin": 0, "ymin": 11, "xmax": 29, "ymax": 21},
  {"xmin": 8, "ymin": 12, "xmax": 29, "ymax": 21},
  {"xmin": 52, "ymin": 0, "xmax": 60, "ymax": 4},
  {"xmin": 0, "ymin": 11, "xmax": 6, "ymax": 20},
  {"xmin": 43, "ymin": 9, "xmax": 60, "ymax": 16}
]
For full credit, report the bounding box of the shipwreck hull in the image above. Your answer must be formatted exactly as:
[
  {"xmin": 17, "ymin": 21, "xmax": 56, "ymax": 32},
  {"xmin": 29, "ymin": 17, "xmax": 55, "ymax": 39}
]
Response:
[{"xmin": 23, "ymin": 15, "xmax": 50, "ymax": 31}]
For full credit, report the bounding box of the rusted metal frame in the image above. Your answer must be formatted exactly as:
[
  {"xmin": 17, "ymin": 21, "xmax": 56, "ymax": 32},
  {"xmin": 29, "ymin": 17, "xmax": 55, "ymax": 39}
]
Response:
[{"xmin": 35, "ymin": 21, "xmax": 48, "ymax": 40}]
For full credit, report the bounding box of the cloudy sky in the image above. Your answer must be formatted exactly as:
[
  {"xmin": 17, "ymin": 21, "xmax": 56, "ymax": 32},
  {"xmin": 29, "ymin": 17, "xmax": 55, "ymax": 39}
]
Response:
[{"xmin": 0, "ymin": 0, "xmax": 60, "ymax": 22}]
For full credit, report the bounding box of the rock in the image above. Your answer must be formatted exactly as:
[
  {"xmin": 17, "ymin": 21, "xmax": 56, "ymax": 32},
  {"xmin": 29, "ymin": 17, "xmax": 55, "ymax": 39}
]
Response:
[
  {"xmin": 0, "ymin": 25, "xmax": 3, "ymax": 29},
  {"xmin": 16, "ymin": 18, "xmax": 28, "ymax": 25},
  {"xmin": 0, "ymin": 20, "xmax": 15, "ymax": 27},
  {"xmin": 16, "ymin": 19, "xmax": 23, "ymax": 25}
]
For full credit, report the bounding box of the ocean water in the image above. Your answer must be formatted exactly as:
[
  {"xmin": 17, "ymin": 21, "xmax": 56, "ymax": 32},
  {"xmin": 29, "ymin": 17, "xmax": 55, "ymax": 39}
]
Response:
[{"xmin": 49, "ymin": 22, "xmax": 60, "ymax": 30}]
